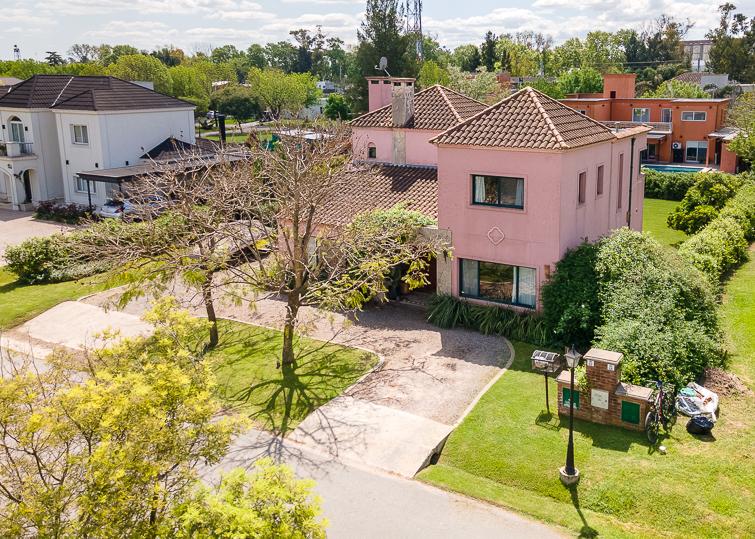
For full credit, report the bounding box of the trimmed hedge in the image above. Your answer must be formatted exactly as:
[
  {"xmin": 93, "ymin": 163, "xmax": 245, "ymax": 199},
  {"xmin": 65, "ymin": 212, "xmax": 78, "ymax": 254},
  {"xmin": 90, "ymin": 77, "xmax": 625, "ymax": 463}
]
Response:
[
  {"xmin": 667, "ymin": 171, "xmax": 752, "ymax": 234},
  {"xmin": 678, "ymin": 183, "xmax": 755, "ymax": 284},
  {"xmin": 642, "ymin": 168, "xmax": 697, "ymax": 200},
  {"xmin": 35, "ymin": 201, "xmax": 90, "ymax": 225},
  {"xmin": 427, "ymin": 294, "xmax": 549, "ymax": 346}
]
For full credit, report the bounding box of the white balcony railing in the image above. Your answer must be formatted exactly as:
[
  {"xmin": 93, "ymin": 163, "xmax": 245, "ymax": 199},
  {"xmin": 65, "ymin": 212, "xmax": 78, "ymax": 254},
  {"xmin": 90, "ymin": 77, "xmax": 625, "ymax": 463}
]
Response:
[{"xmin": 0, "ymin": 141, "xmax": 34, "ymax": 157}]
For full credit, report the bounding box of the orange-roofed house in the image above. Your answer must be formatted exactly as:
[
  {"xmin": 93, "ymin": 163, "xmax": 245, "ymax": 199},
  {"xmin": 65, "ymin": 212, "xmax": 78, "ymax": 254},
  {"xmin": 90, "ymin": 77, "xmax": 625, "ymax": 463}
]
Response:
[
  {"xmin": 336, "ymin": 77, "xmax": 649, "ymax": 310},
  {"xmin": 561, "ymin": 73, "xmax": 743, "ymax": 173}
]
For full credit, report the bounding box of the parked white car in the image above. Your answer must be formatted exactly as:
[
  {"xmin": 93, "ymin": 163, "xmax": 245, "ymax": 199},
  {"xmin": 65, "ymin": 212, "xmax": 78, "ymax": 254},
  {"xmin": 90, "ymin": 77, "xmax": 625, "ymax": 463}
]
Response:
[{"xmin": 94, "ymin": 199, "xmax": 134, "ymax": 219}]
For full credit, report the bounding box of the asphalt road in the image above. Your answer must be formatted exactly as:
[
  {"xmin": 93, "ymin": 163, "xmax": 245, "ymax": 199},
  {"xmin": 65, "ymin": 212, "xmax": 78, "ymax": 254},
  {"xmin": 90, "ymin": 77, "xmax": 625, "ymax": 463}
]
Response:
[{"xmin": 209, "ymin": 429, "xmax": 564, "ymax": 539}]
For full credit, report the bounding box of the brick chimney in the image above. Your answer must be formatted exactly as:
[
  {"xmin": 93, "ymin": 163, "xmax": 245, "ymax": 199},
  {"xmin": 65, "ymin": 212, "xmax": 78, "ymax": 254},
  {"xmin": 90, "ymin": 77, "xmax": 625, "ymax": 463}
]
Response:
[
  {"xmin": 391, "ymin": 81, "xmax": 414, "ymax": 127},
  {"xmin": 366, "ymin": 76, "xmax": 415, "ymax": 112}
]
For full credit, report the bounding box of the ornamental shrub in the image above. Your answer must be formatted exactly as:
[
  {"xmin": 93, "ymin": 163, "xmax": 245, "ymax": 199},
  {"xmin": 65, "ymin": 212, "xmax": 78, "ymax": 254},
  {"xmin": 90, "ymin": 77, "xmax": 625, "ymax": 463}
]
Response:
[
  {"xmin": 678, "ymin": 217, "xmax": 749, "ymax": 284},
  {"xmin": 642, "ymin": 169, "xmax": 697, "ymax": 200},
  {"xmin": 5, "ymin": 236, "xmax": 71, "ymax": 284},
  {"xmin": 540, "ymin": 242, "xmax": 600, "ymax": 349},
  {"xmin": 718, "ymin": 183, "xmax": 755, "ymax": 241},
  {"xmin": 667, "ymin": 171, "xmax": 752, "ymax": 234},
  {"xmin": 593, "ymin": 228, "xmax": 723, "ymax": 387},
  {"xmin": 35, "ymin": 200, "xmax": 90, "ymax": 224}
]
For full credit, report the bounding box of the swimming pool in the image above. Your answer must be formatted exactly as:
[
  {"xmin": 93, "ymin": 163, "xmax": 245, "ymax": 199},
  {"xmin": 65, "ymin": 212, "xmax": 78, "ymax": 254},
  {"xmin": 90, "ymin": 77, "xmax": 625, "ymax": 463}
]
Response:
[{"xmin": 642, "ymin": 164, "xmax": 706, "ymax": 174}]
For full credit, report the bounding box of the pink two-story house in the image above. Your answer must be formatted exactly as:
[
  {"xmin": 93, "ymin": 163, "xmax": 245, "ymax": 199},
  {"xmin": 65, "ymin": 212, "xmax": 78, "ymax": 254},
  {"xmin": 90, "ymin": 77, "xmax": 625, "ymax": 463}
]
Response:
[{"xmin": 329, "ymin": 77, "xmax": 649, "ymax": 310}]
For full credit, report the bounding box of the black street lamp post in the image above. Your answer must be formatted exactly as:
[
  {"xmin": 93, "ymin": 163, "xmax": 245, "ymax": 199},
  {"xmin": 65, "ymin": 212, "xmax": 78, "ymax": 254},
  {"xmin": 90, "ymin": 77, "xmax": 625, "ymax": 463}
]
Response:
[{"xmin": 560, "ymin": 345, "xmax": 582, "ymax": 485}]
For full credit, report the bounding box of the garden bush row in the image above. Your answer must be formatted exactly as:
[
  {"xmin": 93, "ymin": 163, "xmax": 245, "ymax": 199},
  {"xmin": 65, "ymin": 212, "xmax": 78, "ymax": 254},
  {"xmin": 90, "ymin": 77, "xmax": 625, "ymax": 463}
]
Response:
[
  {"xmin": 542, "ymin": 228, "xmax": 723, "ymax": 387},
  {"xmin": 642, "ymin": 168, "xmax": 697, "ymax": 200},
  {"xmin": 666, "ymin": 171, "xmax": 753, "ymax": 234},
  {"xmin": 35, "ymin": 200, "xmax": 90, "ymax": 224},
  {"xmin": 427, "ymin": 293, "xmax": 549, "ymax": 346},
  {"xmin": 678, "ymin": 183, "xmax": 755, "ymax": 284}
]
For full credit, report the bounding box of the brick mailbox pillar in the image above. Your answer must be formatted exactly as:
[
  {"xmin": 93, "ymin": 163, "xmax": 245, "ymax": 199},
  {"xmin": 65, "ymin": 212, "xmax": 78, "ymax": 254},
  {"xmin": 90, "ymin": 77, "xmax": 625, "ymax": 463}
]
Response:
[{"xmin": 556, "ymin": 348, "xmax": 653, "ymax": 431}]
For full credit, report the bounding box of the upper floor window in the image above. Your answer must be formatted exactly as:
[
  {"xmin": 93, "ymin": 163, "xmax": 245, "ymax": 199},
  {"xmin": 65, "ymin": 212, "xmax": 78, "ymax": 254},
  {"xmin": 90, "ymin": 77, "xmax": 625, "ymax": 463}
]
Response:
[
  {"xmin": 577, "ymin": 110, "xmax": 587, "ymax": 115},
  {"xmin": 72, "ymin": 125, "xmax": 89, "ymax": 145},
  {"xmin": 681, "ymin": 111, "xmax": 706, "ymax": 122},
  {"xmin": 596, "ymin": 165, "xmax": 604, "ymax": 196},
  {"xmin": 632, "ymin": 108, "xmax": 650, "ymax": 122},
  {"xmin": 661, "ymin": 108, "xmax": 672, "ymax": 123},
  {"xmin": 8, "ymin": 117, "xmax": 24, "ymax": 142},
  {"xmin": 578, "ymin": 171, "xmax": 586, "ymax": 204},
  {"xmin": 472, "ymin": 174, "xmax": 524, "ymax": 209},
  {"xmin": 367, "ymin": 143, "xmax": 376, "ymax": 159}
]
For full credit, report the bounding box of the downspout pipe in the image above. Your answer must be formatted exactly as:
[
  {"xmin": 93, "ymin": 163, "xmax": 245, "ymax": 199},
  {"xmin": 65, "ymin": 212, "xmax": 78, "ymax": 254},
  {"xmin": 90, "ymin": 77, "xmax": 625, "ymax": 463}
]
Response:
[{"xmin": 627, "ymin": 137, "xmax": 635, "ymax": 227}]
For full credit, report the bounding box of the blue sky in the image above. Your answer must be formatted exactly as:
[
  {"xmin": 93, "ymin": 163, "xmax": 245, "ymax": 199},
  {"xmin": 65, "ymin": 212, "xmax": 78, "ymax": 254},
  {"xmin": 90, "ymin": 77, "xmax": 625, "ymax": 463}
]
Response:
[{"xmin": 3, "ymin": 0, "xmax": 751, "ymax": 61}]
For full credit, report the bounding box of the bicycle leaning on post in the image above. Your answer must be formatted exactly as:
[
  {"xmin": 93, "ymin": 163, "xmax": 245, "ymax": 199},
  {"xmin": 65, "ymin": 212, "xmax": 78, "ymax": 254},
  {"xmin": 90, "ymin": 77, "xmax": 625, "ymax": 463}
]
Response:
[{"xmin": 645, "ymin": 380, "xmax": 677, "ymax": 444}]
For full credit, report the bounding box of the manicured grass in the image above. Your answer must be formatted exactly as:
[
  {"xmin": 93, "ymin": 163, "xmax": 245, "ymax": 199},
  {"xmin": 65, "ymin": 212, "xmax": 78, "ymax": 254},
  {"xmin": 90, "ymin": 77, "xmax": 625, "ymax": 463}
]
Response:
[
  {"xmin": 720, "ymin": 247, "xmax": 755, "ymax": 388},
  {"xmin": 200, "ymin": 132, "xmax": 273, "ymax": 144},
  {"xmin": 0, "ymin": 267, "xmax": 105, "ymax": 330},
  {"xmin": 208, "ymin": 319, "xmax": 377, "ymax": 434},
  {"xmin": 418, "ymin": 340, "xmax": 755, "ymax": 538},
  {"xmin": 642, "ymin": 198, "xmax": 688, "ymax": 247}
]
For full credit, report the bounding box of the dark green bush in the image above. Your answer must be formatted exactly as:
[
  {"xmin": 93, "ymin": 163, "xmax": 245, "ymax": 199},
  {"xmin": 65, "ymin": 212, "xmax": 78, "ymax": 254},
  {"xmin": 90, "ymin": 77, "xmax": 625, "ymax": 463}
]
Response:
[
  {"xmin": 540, "ymin": 242, "xmax": 600, "ymax": 350},
  {"xmin": 642, "ymin": 168, "xmax": 697, "ymax": 200},
  {"xmin": 35, "ymin": 201, "xmax": 90, "ymax": 224},
  {"xmin": 5, "ymin": 236, "xmax": 72, "ymax": 284},
  {"xmin": 594, "ymin": 229, "xmax": 723, "ymax": 387},
  {"xmin": 427, "ymin": 294, "xmax": 549, "ymax": 346},
  {"xmin": 667, "ymin": 171, "xmax": 752, "ymax": 234}
]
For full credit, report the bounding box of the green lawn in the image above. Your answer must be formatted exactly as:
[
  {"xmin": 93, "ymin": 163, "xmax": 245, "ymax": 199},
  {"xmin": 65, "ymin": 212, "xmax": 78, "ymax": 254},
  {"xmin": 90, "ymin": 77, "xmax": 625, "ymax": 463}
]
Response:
[
  {"xmin": 720, "ymin": 248, "xmax": 755, "ymax": 388},
  {"xmin": 418, "ymin": 338, "xmax": 755, "ymax": 538},
  {"xmin": 208, "ymin": 319, "xmax": 377, "ymax": 434},
  {"xmin": 0, "ymin": 267, "xmax": 105, "ymax": 330},
  {"xmin": 642, "ymin": 198, "xmax": 688, "ymax": 247}
]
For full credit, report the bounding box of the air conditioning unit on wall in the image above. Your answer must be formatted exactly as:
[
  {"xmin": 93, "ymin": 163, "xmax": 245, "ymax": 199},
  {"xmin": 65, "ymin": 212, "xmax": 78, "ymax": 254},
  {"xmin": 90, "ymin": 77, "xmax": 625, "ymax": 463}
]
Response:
[{"xmin": 672, "ymin": 142, "xmax": 682, "ymax": 150}]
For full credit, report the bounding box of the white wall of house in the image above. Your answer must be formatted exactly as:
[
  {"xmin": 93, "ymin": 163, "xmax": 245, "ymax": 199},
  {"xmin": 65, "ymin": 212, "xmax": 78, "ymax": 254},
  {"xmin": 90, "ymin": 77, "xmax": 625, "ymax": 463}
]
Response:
[{"xmin": 54, "ymin": 108, "xmax": 195, "ymax": 207}]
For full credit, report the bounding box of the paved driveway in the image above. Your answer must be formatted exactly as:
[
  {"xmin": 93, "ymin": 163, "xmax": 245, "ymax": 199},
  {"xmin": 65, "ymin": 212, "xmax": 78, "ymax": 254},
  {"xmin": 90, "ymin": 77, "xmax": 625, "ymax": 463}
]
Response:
[
  {"xmin": 84, "ymin": 288, "xmax": 511, "ymax": 477},
  {"xmin": 0, "ymin": 210, "xmax": 71, "ymax": 261}
]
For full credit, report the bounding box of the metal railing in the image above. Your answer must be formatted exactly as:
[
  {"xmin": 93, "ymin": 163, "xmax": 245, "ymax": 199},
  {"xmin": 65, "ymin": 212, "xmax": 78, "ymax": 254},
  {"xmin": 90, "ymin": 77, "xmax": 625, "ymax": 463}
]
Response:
[
  {"xmin": 0, "ymin": 141, "xmax": 34, "ymax": 157},
  {"xmin": 601, "ymin": 121, "xmax": 673, "ymax": 134}
]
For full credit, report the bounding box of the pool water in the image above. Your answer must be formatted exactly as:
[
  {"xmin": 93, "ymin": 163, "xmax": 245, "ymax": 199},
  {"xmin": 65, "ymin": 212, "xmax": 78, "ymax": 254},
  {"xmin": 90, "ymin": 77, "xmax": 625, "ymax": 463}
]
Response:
[{"xmin": 642, "ymin": 164, "xmax": 705, "ymax": 174}]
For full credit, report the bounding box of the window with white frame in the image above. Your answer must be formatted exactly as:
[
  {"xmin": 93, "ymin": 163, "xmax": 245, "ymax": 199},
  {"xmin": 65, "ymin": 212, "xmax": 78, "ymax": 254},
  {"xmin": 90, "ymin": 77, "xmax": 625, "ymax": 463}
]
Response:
[
  {"xmin": 459, "ymin": 259, "xmax": 536, "ymax": 308},
  {"xmin": 74, "ymin": 174, "xmax": 96, "ymax": 193},
  {"xmin": 661, "ymin": 108, "xmax": 672, "ymax": 123},
  {"xmin": 681, "ymin": 111, "xmax": 706, "ymax": 121},
  {"xmin": 632, "ymin": 108, "xmax": 650, "ymax": 122},
  {"xmin": 685, "ymin": 141, "xmax": 708, "ymax": 164},
  {"xmin": 8, "ymin": 117, "xmax": 24, "ymax": 142},
  {"xmin": 72, "ymin": 124, "xmax": 89, "ymax": 144}
]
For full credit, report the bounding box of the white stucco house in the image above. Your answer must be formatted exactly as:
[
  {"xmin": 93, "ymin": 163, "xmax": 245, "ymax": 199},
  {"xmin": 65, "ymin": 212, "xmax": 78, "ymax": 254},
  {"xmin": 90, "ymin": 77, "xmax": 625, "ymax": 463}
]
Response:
[{"xmin": 0, "ymin": 75, "xmax": 195, "ymax": 210}]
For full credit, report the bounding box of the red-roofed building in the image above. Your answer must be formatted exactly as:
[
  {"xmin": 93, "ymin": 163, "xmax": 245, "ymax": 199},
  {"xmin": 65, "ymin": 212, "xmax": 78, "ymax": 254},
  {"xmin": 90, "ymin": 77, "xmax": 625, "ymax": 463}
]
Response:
[{"xmin": 561, "ymin": 73, "xmax": 743, "ymax": 173}]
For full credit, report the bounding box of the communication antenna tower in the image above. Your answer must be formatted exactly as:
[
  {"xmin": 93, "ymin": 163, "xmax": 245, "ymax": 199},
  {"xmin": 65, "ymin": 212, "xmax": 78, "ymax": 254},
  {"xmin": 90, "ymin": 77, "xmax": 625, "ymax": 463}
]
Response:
[{"xmin": 405, "ymin": 0, "xmax": 423, "ymax": 60}]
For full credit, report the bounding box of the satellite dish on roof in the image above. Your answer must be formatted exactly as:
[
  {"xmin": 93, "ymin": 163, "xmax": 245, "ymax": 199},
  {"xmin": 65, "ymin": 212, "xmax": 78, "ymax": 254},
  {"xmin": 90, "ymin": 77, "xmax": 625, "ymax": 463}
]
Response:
[{"xmin": 374, "ymin": 56, "xmax": 391, "ymax": 77}]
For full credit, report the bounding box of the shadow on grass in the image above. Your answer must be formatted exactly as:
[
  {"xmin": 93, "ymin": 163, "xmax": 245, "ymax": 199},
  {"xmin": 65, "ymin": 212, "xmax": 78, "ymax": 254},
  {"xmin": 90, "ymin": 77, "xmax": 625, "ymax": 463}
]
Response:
[
  {"xmin": 212, "ymin": 324, "xmax": 374, "ymax": 436},
  {"xmin": 567, "ymin": 485, "xmax": 600, "ymax": 538}
]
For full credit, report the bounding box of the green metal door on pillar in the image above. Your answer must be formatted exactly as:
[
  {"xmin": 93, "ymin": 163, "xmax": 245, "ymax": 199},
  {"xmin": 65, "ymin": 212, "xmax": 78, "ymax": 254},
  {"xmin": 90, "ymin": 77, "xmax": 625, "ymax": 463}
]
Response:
[
  {"xmin": 563, "ymin": 387, "xmax": 579, "ymax": 409},
  {"xmin": 621, "ymin": 400, "xmax": 640, "ymax": 424}
]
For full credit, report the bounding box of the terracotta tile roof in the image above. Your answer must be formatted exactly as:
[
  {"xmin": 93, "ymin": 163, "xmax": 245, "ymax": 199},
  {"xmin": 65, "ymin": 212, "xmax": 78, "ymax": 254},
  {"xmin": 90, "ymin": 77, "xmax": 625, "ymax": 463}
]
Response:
[
  {"xmin": 350, "ymin": 85, "xmax": 487, "ymax": 131},
  {"xmin": 317, "ymin": 164, "xmax": 437, "ymax": 226},
  {"xmin": 673, "ymin": 72, "xmax": 707, "ymax": 84},
  {"xmin": 0, "ymin": 75, "xmax": 192, "ymax": 111},
  {"xmin": 430, "ymin": 87, "xmax": 618, "ymax": 150}
]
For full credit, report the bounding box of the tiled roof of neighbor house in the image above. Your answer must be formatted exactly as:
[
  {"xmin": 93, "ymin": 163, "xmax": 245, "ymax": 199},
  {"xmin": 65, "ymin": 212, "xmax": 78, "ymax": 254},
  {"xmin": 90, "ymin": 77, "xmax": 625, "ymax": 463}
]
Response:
[
  {"xmin": 673, "ymin": 72, "xmax": 710, "ymax": 84},
  {"xmin": 140, "ymin": 137, "xmax": 219, "ymax": 160},
  {"xmin": 316, "ymin": 164, "xmax": 438, "ymax": 226},
  {"xmin": 430, "ymin": 87, "xmax": 618, "ymax": 150},
  {"xmin": 0, "ymin": 75, "xmax": 193, "ymax": 111},
  {"xmin": 350, "ymin": 85, "xmax": 488, "ymax": 130}
]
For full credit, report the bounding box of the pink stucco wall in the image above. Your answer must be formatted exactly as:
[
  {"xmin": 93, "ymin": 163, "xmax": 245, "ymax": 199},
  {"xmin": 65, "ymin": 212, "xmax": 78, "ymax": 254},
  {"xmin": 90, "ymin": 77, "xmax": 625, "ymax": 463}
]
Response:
[
  {"xmin": 436, "ymin": 134, "xmax": 646, "ymax": 309},
  {"xmin": 352, "ymin": 127, "xmax": 441, "ymax": 166}
]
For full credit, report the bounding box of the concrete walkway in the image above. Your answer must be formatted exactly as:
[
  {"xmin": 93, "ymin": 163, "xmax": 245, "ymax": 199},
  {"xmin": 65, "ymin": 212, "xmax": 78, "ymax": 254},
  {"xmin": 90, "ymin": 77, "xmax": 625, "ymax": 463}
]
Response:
[
  {"xmin": 84, "ymin": 288, "xmax": 511, "ymax": 477},
  {"xmin": 207, "ymin": 428, "xmax": 564, "ymax": 539}
]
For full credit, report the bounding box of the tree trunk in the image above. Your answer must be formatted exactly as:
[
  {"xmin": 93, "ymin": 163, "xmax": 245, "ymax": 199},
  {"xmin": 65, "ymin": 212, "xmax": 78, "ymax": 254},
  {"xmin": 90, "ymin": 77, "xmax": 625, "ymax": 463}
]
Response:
[
  {"xmin": 202, "ymin": 277, "xmax": 219, "ymax": 349},
  {"xmin": 281, "ymin": 291, "xmax": 300, "ymax": 369}
]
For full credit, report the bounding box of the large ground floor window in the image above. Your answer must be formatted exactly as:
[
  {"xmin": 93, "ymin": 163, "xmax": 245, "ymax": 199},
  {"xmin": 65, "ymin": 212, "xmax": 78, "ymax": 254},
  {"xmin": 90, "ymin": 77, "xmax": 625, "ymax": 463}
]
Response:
[
  {"xmin": 685, "ymin": 141, "xmax": 707, "ymax": 164},
  {"xmin": 459, "ymin": 259, "xmax": 536, "ymax": 308}
]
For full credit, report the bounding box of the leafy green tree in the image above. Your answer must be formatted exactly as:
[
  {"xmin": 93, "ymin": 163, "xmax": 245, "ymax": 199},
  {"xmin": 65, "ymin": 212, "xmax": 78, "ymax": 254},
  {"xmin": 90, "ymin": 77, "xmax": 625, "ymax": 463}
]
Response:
[
  {"xmin": 187, "ymin": 59, "xmax": 237, "ymax": 94},
  {"xmin": 480, "ymin": 31, "xmax": 498, "ymax": 72},
  {"xmin": 210, "ymin": 84, "xmax": 260, "ymax": 125},
  {"xmin": 447, "ymin": 65, "xmax": 505, "ymax": 103},
  {"xmin": 323, "ymin": 37, "xmax": 348, "ymax": 81},
  {"xmin": 497, "ymin": 38, "xmax": 540, "ymax": 76},
  {"xmin": 151, "ymin": 46, "xmax": 185, "ymax": 67},
  {"xmin": 557, "ymin": 67, "xmax": 603, "ymax": 94},
  {"xmin": 173, "ymin": 460, "xmax": 327, "ymax": 538},
  {"xmin": 264, "ymin": 41, "xmax": 299, "ymax": 73},
  {"xmin": 323, "ymin": 93, "xmax": 350, "ymax": 120},
  {"xmin": 418, "ymin": 60, "xmax": 450, "ymax": 88},
  {"xmin": 528, "ymin": 78, "xmax": 565, "ymax": 98},
  {"xmin": 549, "ymin": 37, "xmax": 584, "ymax": 74},
  {"xmin": 0, "ymin": 300, "xmax": 244, "ymax": 537},
  {"xmin": 450, "ymin": 44, "xmax": 481, "ymax": 72},
  {"xmin": 169, "ymin": 64, "xmax": 209, "ymax": 99},
  {"xmin": 642, "ymin": 79, "xmax": 709, "ymax": 98},
  {"xmin": 667, "ymin": 172, "xmax": 751, "ymax": 233},
  {"xmin": 582, "ymin": 31, "xmax": 625, "ymax": 71},
  {"xmin": 98, "ymin": 44, "xmax": 140, "ymax": 66},
  {"xmin": 67, "ymin": 43, "xmax": 99, "ymax": 63},
  {"xmin": 45, "ymin": 51, "xmax": 64, "ymax": 66},
  {"xmin": 707, "ymin": 3, "xmax": 755, "ymax": 83},
  {"xmin": 211, "ymin": 44, "xmax": 243, "ymax": 64},
  {"xmin": 728, "ymin": 92, "xmax": 755, "ymax": 164},
  {"xmin": 421, "ymin": 36, "xmax": 451, "ymax": 67},
  {"xmin": 247, "ymin": 43, "xmax": 268, "ymax": 69},
  {"xmin": 106, "ymin": 54, "xmax": 173, "ymax": 94},
  {"xmin": 247, "ymin": 68, "xmax": 319, "ymax": 118}
]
